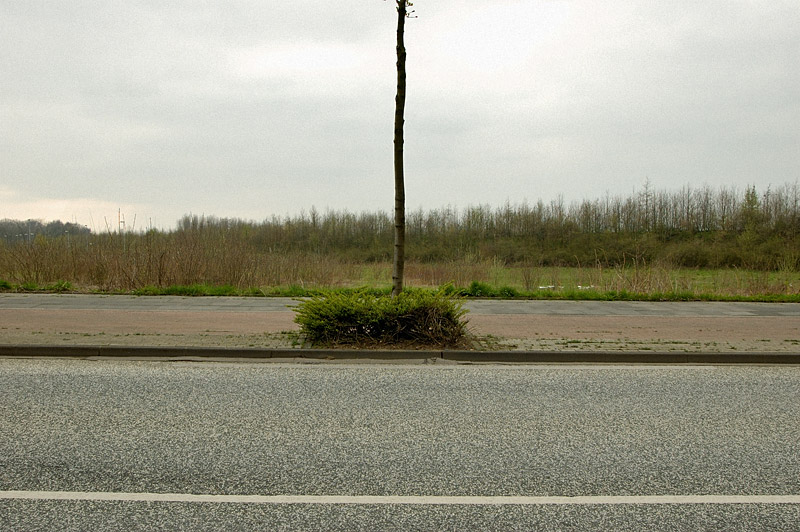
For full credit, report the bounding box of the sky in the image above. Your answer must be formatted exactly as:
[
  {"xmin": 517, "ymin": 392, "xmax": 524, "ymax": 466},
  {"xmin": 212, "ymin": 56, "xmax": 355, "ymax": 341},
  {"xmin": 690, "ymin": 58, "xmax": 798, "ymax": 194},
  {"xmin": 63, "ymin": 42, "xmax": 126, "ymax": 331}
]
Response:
[{"xmin": 2, "ymin": 0, "xmax": 798, "ymax": 230}]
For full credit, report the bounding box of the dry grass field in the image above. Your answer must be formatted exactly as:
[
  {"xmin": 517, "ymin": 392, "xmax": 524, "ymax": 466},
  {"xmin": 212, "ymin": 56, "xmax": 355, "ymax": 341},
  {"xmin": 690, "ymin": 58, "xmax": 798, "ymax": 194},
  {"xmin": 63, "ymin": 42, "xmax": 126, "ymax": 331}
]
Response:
[{"xmin": 2, "ymin": 184, "xmax": 799, "ymax": 300}]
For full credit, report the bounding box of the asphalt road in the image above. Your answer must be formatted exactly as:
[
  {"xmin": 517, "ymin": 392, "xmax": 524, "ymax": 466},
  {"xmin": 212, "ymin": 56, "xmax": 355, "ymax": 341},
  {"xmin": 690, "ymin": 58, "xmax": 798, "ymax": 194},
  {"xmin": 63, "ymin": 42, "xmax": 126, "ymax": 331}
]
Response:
[
  {"xmin": 1, "ymin": 359, "xmax": 799, "ymax": 530},
  {"xmin": 1, "ymin": 293, "xmax": 799, "ymax": 316}
]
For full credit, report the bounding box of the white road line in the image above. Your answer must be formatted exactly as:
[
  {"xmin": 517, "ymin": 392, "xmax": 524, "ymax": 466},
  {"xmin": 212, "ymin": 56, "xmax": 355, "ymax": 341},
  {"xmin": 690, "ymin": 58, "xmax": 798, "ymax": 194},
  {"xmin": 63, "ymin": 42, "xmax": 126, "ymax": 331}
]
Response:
[{"xmin": 1, "ymin": 491, "xmax": 799, "ymax": 505}]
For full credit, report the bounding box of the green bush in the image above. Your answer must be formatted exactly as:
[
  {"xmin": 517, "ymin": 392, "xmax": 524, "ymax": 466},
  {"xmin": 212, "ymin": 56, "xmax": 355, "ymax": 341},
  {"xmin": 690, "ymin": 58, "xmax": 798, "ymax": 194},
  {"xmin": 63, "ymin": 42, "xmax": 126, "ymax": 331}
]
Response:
[
  {"xmin": 464, "ymin": 281, "xmax": 494, "ymax": 297},
  {"xmin": 497, "ymin": 285, "xmax": 519, "ymax": 298},
  {"xmin": 293, "ymin": 289, "xmax": 469, "ymax": 348},
  {"xmin": 0, "ymin": 280, "xmax": 11, "ymax": 290}
]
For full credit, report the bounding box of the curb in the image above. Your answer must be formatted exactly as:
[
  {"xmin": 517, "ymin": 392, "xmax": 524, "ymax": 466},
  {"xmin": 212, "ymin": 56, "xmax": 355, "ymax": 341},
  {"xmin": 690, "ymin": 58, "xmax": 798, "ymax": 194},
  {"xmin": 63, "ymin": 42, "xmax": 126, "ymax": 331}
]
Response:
[{"xmin": 1, "ymin": 345, "xmax": 799, "ymax": 364}]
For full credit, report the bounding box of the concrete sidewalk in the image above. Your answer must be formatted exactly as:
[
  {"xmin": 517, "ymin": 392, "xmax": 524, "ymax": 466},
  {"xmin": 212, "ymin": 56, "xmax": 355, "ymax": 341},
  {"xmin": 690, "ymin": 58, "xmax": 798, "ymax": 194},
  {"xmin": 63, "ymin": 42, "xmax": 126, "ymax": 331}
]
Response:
[{"xmin": 1, "ymin": 294, "xmax": 799, "ymax": 363}]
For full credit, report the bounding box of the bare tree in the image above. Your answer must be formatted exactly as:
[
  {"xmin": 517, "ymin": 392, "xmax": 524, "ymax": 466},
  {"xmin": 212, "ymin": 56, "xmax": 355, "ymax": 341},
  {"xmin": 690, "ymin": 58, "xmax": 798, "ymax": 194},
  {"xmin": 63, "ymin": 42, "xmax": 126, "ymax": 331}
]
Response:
[{"xmin": 391, "ymin": 0, "xmax": 413, "ymax": 296}]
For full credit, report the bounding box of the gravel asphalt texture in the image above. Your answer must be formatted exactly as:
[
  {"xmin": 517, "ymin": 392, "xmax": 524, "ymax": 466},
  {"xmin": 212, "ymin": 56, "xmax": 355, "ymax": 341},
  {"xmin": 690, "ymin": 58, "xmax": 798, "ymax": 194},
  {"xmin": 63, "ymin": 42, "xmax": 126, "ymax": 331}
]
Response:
[{"xmin": 1, "ymin": 360, "xmax": 799, "ymax": 530}]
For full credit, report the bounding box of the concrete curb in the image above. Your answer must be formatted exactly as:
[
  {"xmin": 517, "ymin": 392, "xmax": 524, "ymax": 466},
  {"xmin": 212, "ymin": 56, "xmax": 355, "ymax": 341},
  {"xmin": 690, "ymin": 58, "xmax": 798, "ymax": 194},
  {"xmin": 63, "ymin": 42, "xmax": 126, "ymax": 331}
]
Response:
[{"xmin": 1, "ymin": 344, "xmax": 799, "ymax": 364}]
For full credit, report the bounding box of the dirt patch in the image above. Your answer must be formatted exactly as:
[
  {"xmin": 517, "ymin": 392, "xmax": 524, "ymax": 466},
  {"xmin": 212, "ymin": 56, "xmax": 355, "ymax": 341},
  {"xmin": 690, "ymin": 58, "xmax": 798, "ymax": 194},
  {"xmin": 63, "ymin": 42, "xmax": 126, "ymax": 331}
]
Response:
[
  {"xmin": 1, "ymin": 309, "xmax": 302, "ymax": 348},
  {"xmin": 468, "ymin": 315, "xmax": 800, "ymax": 352}
]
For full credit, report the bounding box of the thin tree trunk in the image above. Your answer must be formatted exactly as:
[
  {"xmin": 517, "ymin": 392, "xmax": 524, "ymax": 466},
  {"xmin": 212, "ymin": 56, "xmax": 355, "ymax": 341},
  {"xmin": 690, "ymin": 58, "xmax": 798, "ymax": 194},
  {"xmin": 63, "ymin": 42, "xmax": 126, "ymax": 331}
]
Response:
[{"xmin": 392, "ymin": 0, "xmax": 407, "ymax": 297}]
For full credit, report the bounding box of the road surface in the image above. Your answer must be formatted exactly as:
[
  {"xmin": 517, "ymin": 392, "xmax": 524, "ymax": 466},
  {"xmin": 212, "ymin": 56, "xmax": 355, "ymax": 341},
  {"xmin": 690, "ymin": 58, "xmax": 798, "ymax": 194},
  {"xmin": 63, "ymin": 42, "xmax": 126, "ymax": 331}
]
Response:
[{"xmin": 1, "ymin": 359, "xmax": 799, "ymax": 530}]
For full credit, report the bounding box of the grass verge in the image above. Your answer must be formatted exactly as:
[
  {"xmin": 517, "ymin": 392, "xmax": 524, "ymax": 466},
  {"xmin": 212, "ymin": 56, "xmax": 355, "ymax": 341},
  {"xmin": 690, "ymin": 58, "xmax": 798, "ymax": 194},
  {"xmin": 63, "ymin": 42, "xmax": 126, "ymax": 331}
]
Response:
[{"xmin": 2, "ymin": 278, "xmax": 799, "ymax": 302}]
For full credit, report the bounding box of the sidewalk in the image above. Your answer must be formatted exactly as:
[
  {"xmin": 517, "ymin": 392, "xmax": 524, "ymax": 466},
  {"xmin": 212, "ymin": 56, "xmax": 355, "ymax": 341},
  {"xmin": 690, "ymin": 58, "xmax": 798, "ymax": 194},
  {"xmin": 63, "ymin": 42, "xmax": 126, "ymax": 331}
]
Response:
[{"xmin": 1, "ymin": 295, "xmax": 799, "ymax": 363}]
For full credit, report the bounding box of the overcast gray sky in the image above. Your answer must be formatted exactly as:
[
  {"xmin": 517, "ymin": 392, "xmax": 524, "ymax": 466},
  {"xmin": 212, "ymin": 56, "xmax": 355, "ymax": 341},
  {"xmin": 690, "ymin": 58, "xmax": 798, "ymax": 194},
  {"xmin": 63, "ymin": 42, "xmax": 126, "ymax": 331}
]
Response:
[{"xmin": 2, "ymin": 0, "xmax": 798, "ymax": 230}]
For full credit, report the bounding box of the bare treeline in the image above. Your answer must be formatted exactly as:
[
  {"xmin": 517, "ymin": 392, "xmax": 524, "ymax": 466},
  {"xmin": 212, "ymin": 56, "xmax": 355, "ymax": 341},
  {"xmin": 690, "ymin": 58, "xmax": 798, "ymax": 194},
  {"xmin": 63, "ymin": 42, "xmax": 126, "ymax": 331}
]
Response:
[
  {"xmin": 198, "ymin": 182, "xmax": 800, "ymax": 267},
  {"xmin": 235, "ymin": 182, "xmax": 799, "ymax": 245},
  {"xmin": 0, "ymin": 219, "xmax": 90, "ymax": 243}
]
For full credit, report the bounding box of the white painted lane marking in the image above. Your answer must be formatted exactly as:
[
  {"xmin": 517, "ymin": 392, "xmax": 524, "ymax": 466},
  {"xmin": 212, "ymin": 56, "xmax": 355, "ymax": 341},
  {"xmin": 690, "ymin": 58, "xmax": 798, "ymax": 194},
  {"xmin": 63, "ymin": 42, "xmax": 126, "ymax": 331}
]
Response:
[{"xmin": 1, "ymin": 491, "xmax": 799, "ymax": 505}]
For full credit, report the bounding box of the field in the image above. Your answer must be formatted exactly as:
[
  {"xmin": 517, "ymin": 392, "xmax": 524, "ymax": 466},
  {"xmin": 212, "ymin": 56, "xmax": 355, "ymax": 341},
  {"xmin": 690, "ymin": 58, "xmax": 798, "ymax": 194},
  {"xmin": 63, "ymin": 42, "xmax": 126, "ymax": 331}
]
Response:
[
  {"xmin": 0, "ymin": 250, "xmax": 798, "ymax": 302},
  {"xmin": 1, "ymin": 184, "xmax": 799, "ymax": 301}
]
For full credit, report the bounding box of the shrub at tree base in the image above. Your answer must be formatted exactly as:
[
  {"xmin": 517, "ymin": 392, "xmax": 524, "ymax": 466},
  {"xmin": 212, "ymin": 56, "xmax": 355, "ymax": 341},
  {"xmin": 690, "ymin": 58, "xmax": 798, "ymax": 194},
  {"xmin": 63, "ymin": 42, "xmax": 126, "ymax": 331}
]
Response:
[{"xmin": 293, "ymin": 290, "xmax": 469, "ymax": 348}]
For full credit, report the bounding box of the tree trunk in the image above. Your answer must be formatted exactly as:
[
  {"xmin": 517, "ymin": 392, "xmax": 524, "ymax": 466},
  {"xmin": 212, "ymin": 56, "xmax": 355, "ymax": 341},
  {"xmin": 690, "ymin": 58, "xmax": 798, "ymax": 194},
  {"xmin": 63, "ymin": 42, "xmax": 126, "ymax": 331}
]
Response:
[{"xmin": 392, "ymin": 0, "xmax": 407, "ymax": 297}]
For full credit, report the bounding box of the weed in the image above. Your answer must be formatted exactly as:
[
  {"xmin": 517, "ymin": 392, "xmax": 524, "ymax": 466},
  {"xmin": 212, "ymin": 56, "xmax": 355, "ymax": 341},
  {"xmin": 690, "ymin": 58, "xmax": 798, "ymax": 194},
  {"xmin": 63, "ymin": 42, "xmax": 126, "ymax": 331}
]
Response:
[{"xmin": 46, "ymin": 280, "xmax": 73, "ymax": 293}]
